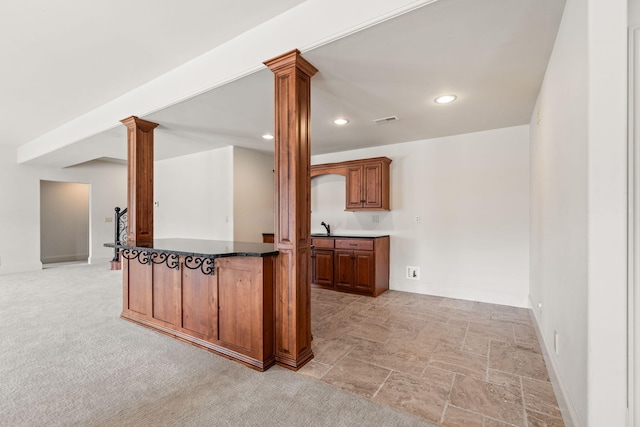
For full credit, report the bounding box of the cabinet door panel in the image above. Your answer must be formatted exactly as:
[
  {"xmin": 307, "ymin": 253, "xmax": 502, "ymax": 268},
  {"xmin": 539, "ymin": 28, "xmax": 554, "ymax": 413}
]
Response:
[
  {"xmin": 181, "ymin": 266, "xmax": 217, "ymax": 339},
  {"xmin": 363, "ymin": 163, "xmax": 382, "ymax": 208},
  {"xmin": 126, "ymin": 259, "xmax": 152, "ymax": 316},
  {"xmin": 312, "ymin": 249, "xmax": 334, "ymax": 288},
  {"xmin": 218, "ymin": 263, "xmax": 253, "ymax": 352},
  {"xmin": 353, "ymin": 251, "xmax": 375, "ymax": 292},
  {"xmin": 346, "ymin": 166, "xmax": 364, "ymax": 209},
  {"xmin": 152, "ymin": 262, "xmax": 180, "ymax": 326},
  {"xmin": 334, "ymin": 250, "xmax": 354, "ymax": 290}
]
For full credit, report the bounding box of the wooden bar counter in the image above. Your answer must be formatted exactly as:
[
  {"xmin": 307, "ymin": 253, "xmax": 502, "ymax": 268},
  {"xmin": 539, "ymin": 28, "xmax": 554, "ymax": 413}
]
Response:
[{"xmin": 110, "ymin": 238, "xmax": 278, "ymax": 371}]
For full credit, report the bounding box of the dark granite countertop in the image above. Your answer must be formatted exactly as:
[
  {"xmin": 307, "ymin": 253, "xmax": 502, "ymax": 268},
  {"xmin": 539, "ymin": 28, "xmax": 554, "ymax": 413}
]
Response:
[
  {"xmin": 105, "ymin": 238, "xmax": 278, "ymax": 258},
  {"xmin": 262, "ymin": 233, "xmax": 389, "ymax": 239},
  {"xmin": 310, "ymin": 234, "xmax": 390, "ymax": 239}
]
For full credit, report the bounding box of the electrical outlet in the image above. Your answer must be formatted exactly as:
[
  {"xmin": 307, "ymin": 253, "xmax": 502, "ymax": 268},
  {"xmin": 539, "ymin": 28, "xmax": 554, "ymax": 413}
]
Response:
[
  {"xmin": 414, "ymin": 216, "xmax": 420, "ymax": 223},
  {"xmin": 105, "ymin": 217, "xmax": 113, "ymax": 223},
  {"xmin": 154, "ymin": 201, "xmax": 159, "ymax": 207},
  {"xmin": 407, "ymin": 266, "xmax": 420, "ymax": 280},
  {"xmin": 372, "ymin": 215, "xmax": 379, "ymax": 224}
]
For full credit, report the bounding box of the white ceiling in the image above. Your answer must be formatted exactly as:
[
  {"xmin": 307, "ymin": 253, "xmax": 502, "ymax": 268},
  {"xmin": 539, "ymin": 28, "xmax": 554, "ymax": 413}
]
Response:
[
  {"xmin": 0, "ymin": 0, "xmax": 306, "ymax": 146},
  {"xmin": 1, "ymin": 0, "xmax": 565, "ymax": 168}
]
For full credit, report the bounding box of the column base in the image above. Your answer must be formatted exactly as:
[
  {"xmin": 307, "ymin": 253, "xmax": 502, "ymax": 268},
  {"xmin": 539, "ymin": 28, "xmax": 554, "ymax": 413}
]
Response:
[{"xmin": 275, "ymin": 348, "xmax": 314, "ymax": 371}]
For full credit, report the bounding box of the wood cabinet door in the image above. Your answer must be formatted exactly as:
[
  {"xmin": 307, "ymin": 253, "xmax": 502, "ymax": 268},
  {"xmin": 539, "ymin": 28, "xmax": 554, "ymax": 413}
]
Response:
[
  {"xmin": 311, "ymin": 249, "xmax": 334, "ymax": 288},
  {"xmin": 181, "ymin": 264, "xmax": 217, "ymax": 339},
  {"xmin": 217, "ymin": 259, "xmax": 256, "ymax": 353},
  {"xmin": 334, "ymin": 250, "xmax": 354, "ymax": 290},
  {"xmin": 124, "ymin": 258, "xmax": 152, "ymax": 317},
  {"xmin": 150, "ymin": 260, "xmax": 182, "ymax": 327},
  {"xmin": 353, "ymin": 251, "xmax": 375, "ymax": 292},
  {"xmin": 363, "ymin": 162, "xmax": 382, "ymax": 209},
  {"xmin": 346, "ymin": 166, "xmax": 364, "ymax": 209}
]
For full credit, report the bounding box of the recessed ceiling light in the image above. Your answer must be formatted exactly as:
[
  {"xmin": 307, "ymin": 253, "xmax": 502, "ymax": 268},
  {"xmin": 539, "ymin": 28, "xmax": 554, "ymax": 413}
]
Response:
[
  {"xmin": 434, "ymin": 95, "xmax": 457, "ymax": 104},
  {"xmin": 333, "ymin": 118, "xmax": 349, "ymax": 125},
  {"xmin": 262, "ymin": 134, "xmax": 274, "ymax": 140}
]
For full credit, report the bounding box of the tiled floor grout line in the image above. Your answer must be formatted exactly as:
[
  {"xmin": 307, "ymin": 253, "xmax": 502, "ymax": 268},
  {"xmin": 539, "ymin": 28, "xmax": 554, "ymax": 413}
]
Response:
[
  {"xmin": 519, "ymin": 371, "xmax": 529, "ymax": 427},
  {"xmin": 371, "ymin": 369, "xmax": 393, "ymax": 400},
  {"xmin": 460, "ymin": 321, "xmax": 470, "ymax": 353},
  {"xmin": 329, "ymin": 333, "xmax": 366, "ymax": 368},
  {"xmin": 483, "ymin": 414, "xmax": 521, "ymax": 427},
  {"xmin": 485, "ymin": 338, "xmax": 492, "ymax": 382},
  {"xmin": 419, "ymin": 346, "xmax": 432, "ymax": 378},
  {"xmin": 439, "ymin": 400, "xmax": 450, "ymax": 426},
  {"xmin": 438, "ymin": 371, "xmax": 458, "ymax": 425}
]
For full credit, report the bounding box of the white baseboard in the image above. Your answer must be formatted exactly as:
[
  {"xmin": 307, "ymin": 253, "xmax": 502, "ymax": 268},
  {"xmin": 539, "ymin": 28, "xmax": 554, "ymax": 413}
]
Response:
[
  {"xmin": 88, "ymin": 256, "xmax": 113, "ymax": 265},
  {"xmin": 528, "ymin": 296, "xmax": 581, "ymax": 427},
  {"xmin": 0, "ymin": 261, "xmax": 43, "ymax": 275},
  {"xmin": 41, "ymin": 254, "xmax": 88, "ymax": 264},
  {"xmin": 390, "ymin": 280, "xmax": 529, "ymax": 308}
]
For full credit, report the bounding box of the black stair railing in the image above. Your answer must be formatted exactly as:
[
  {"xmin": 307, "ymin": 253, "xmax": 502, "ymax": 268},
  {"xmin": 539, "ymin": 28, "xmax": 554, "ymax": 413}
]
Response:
[{"xmin": 112, "ymin": 207, "xmax": 128, "ymax": 262}]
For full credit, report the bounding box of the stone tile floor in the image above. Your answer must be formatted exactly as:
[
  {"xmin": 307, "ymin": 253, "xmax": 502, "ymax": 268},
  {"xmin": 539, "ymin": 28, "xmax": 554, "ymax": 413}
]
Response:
[{"xmin": 298, "ymin": 288, "xmax": 564, "ymax": 427}]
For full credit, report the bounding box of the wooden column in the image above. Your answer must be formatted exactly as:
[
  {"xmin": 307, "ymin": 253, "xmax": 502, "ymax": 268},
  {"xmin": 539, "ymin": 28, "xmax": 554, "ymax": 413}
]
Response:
[
  {"xmin": 120, "ymin": 116, "xmax": 159, "ymax": 247},
  {"xmin": 264, "ymin": 49, "xmax": 318, "ymax": 370}
]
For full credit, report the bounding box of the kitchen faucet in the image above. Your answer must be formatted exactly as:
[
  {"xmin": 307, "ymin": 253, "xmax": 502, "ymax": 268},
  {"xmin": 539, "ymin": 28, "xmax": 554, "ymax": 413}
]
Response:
[{"xmin": 321, "ymin": 221, "xmax": 331, "ymax": 236}]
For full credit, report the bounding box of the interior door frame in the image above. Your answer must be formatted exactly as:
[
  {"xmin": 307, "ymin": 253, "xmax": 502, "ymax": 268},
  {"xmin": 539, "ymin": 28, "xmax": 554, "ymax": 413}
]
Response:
[
  {"xmin": 39, "ymin": 180, "xmax": 91, "ymax": 265},
  {"xmin": 628, "ymin": 23, "xmax": 640, "ymax": 427}
]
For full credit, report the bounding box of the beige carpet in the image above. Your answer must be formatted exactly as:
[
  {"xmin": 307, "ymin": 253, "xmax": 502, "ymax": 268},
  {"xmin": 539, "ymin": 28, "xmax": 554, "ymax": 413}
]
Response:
[{"xmin": 0, "ymin": 264, "xmax": 437, "ymax": 426}]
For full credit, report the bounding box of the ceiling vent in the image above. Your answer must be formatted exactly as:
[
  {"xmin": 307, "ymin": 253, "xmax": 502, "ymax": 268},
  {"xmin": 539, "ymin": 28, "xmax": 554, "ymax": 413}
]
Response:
[{"xmin": 373, "ymin": 115, "xmax": 399, "ymax": 124}]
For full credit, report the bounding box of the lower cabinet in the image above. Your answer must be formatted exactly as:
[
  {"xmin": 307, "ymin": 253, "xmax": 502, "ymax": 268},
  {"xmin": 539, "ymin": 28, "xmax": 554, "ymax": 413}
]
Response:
[
  {"xmin": 335, "ymin": 250, "xmax": 374, "ymax": 293},
  {"xmin": 311, "ymin": 236, "xmax": 389, "ymax": 297}
]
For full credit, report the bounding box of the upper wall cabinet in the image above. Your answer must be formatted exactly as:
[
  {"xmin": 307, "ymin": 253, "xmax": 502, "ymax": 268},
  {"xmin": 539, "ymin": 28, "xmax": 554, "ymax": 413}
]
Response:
[{"xmin": 311, "ymin": 157, "xmax": 391, "ymax": 211}]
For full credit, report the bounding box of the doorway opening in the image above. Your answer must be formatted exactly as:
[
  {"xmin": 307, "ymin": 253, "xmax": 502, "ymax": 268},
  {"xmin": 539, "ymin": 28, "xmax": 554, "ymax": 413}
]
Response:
[{"xmin": 40, "ymin": 180, "xmax": 90, "ymax": 267}]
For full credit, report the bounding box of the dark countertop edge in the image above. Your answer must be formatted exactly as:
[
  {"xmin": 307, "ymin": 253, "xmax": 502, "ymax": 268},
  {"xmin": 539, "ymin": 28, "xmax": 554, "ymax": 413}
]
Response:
[
  {"xmin": 309, "ymin": 234, "xmax": 390, "ymax": 239},
  {"xmin": 263, "ymin": 233, "xmax": 390, "ymax": 239},
  {"xmin": 104, "ymin": 242, "xmax": 278, "ymax": 258}
]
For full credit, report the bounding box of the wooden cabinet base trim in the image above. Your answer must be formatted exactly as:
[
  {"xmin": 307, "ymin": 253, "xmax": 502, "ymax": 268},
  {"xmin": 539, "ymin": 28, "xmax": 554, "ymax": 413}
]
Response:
[
  {"xmin": 344, "ymin": 207, "xmax": 389, "ymax": 212},
  {"xmin": 313, "ymin": 285, "xmax": 386, "ymax": 298},
  {"xmin": 121, "ymin": 312, "xmax": 276, "ymax": 372},
  {"xmin": 275, "ymin": 347, "xmax": 314, "ymax": 370},
  {"xmin": 311, "ymin": 283, "xmax": 335, "ymax": 291}
]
